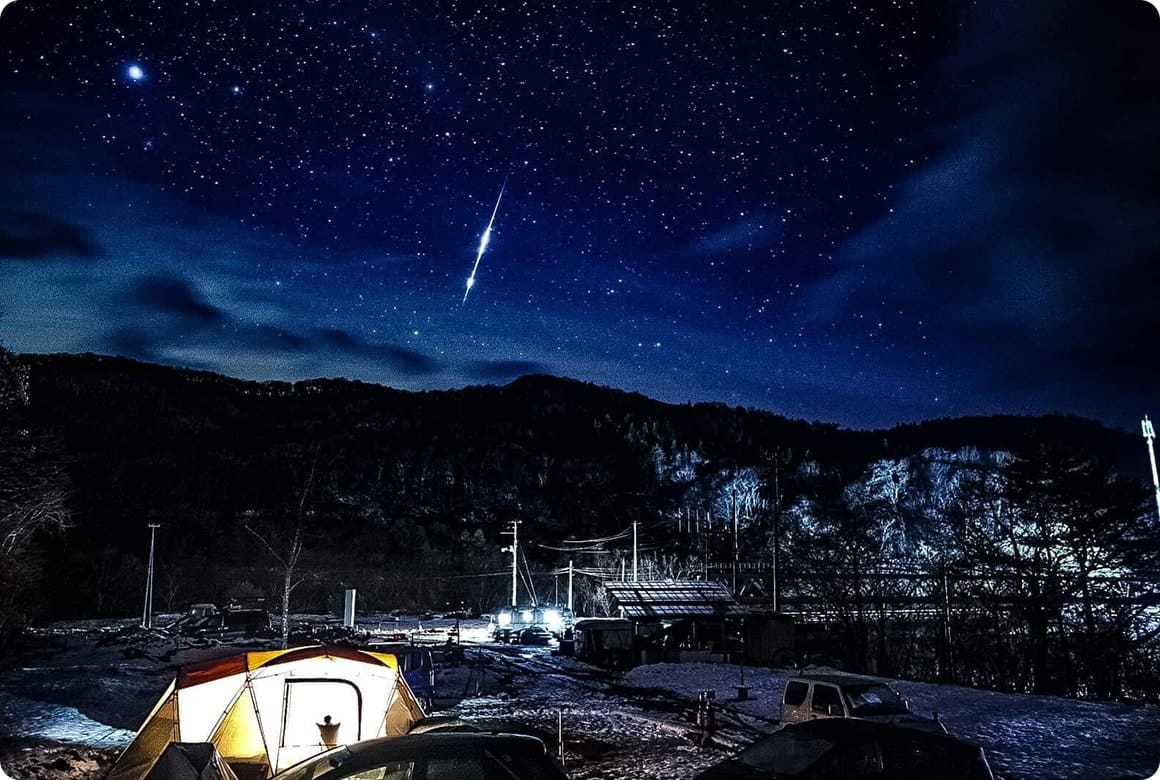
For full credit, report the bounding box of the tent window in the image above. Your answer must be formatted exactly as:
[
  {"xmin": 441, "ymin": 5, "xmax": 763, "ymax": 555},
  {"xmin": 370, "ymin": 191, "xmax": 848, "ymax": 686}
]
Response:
[{"xmin": 281, "ymin": 679, "xmax": 362, "ymax": 748}]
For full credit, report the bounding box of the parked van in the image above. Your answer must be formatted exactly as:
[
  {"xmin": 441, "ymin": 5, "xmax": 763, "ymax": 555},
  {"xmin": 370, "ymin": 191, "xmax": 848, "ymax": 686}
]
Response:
[
  {"xmin": 780, "ymin": 673, "xmax": 945, "ymax": 733},
  {"xmin": 370, "ymin": 642, "xmax": 436, "ymax": 707}
]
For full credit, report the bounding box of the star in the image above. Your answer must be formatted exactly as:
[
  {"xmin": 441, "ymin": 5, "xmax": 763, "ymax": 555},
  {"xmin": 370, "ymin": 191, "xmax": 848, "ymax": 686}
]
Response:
[{"xmin": 125, "ymin": 63, "xmax": 145, "ymax": 82}]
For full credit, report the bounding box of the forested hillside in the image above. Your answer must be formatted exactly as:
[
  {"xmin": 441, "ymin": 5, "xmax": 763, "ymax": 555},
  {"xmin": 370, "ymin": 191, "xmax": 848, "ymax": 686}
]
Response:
[{"xmin": 4, "ymin": 352, "xmax": 1157, "ymax": 700}]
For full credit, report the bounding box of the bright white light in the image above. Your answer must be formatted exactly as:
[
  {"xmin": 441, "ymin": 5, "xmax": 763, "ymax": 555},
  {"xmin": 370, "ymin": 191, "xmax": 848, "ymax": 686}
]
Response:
[
  {"xmin": 462, "ymin": 179, "xmax": 506, "ymax": 304},
  {"xmin": 543, "ymin": 609, "xmax": 563, "ymax": 632},
  {"xmin": 497, "ymin": 612, "xmax": 511, "ymax": 627},
  {"xmin": 127, "ymin": 64, "xmax": 144, "ymax": 81},
  {"xmin": 520, "ymin": 609, "xmax": 533, "ymax": 622}
]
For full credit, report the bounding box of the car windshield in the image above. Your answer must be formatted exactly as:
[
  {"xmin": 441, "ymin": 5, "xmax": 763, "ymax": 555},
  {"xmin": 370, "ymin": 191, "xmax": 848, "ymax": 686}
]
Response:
[
  {"xmin": 275, "ymin": 747, "xmax": 352, "ymax": 780},
  {"xmin": 842, "ymin": 684, "xmax": 908, "ymax": 715},
  {"xmin": 275, "ymin": 744, "xmax": 563, "ymax": 780},
  {"xmin": 735, "ymin": 730, "xmax": 834, "ymax": 776}
]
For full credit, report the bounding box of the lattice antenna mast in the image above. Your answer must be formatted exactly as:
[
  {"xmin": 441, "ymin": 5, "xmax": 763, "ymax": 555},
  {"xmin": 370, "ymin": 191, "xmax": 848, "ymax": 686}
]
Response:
[{"xmin": 1142, "ymin": 416, "xmax": 1160, "ymax": 524}]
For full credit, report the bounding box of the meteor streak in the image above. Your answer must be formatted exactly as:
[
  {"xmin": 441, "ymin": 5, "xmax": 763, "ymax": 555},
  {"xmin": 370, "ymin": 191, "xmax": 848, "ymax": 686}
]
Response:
[{"xmin": 462, "ymin": 178, "xmax": 506, "ymax": 304}]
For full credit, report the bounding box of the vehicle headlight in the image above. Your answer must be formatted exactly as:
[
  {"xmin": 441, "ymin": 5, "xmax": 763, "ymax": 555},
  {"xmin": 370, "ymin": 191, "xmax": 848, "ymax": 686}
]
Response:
[{"xmin": 497, "ymin": 612, "xmax": 511, "ymax": 626}]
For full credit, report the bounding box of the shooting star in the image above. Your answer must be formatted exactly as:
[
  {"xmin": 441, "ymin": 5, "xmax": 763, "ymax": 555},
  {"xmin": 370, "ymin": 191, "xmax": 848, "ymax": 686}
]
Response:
[{"xmin": 462, "ymin": 178, "xmax": 507, "ymax": 304}]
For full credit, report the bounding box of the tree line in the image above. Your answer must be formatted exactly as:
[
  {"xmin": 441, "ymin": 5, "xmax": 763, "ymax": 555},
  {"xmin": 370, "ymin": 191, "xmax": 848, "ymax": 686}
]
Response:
[{"xmin": 2, "ymin": 351, "xmax": 1156, "ymax": 701}]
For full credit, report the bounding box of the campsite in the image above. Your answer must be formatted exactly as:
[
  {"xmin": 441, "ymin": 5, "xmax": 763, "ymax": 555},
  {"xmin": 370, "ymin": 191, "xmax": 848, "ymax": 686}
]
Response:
[{"xmin": 2, "ymin": 614, "xmax": 1159, "ymax": 780}]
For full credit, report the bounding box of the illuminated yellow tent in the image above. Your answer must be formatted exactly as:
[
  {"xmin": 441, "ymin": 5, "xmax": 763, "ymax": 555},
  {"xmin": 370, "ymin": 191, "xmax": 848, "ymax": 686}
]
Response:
[{"xmin": 108, "ymin": 646, "xmax": 426, "ymax": 780}]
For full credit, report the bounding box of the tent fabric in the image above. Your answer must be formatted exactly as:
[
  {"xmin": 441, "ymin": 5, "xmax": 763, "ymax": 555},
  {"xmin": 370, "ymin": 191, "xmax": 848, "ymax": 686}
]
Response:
[
  {"xmin": 143, "ymin": 743, "xmax": 240, "ymax": 780},
  {"xmin": 109, "ymin": 682, "xmax": 179, "ymax": 780},
  {"xmin": 109, "ymin": 646, "xmax": 423, "ymax": 780},
  {"xmin": 174, "ymin": 647, "xmax": 398, "ymax": 689}
]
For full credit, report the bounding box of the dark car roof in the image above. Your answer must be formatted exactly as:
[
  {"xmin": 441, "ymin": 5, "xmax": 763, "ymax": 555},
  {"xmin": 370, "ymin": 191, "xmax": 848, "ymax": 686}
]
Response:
[
  {"xmin": 787, "ymin": 673, "xmax": 887, "ymax": 688},
  {"xmin": 694, "ymin": 720, "xmax": 991, "ymax": 780},
  {"xmin": 781, "ymin": 718, "xmax": 967, "ymax": 747},
  {"xmin": 272, "ymin": 732, "xmax": 554, "ymax": 780},
  {"xmin": 344, "ymin": 732, "xmax": 547, "ymax": 759}
]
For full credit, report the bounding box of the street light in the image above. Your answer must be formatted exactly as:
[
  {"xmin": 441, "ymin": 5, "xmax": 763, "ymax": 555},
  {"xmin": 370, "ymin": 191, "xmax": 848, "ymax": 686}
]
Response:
[
  {"xmin": 141, "ymin": 523, "xmax": 160, "ymax": 629},
  {"xmin": 1143, "ymin": 417, "xmax": 1160, "ymax": 524}
]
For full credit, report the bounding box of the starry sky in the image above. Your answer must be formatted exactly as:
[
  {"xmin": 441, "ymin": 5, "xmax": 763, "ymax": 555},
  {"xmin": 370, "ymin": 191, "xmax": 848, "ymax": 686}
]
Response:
[{"xmin": 1, "ymin": 0, "xmax": 1158, "ymax": 428}]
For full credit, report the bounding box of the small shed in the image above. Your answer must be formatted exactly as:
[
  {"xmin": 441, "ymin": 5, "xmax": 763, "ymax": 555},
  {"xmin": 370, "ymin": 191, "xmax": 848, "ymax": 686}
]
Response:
[
  {"xmin": 602, "ymin": 580, "xmax": 795, "ymax": 666},
  {"xmin": 572, "ymin": 618, "xmax": 636, "ymax": 667},
  {"xmin": 604, "ymin": 580, "xmax": 744, "ymax": 620},
  {"xmin": 739, "ymin": 610, "xmax": 797, "ymax": 666}
]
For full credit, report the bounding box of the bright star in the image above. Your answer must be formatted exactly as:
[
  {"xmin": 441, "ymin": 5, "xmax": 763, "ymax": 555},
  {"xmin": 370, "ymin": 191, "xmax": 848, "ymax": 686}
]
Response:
[{"xmin": 126, "ymin": 64, "xmax": 145, "ymax": 81}]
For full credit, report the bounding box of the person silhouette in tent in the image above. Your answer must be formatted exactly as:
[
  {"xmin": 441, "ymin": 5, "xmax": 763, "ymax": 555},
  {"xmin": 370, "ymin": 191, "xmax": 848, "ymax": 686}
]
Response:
[{"xmin": 317, "ymin": 715, "xmax": 341, "ymax": 748}]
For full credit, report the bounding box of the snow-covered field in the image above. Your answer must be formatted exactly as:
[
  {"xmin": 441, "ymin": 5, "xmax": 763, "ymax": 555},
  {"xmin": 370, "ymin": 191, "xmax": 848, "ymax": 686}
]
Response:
[{"xmin": 2, "ymin": 616, "xmax": 1158, "ymax": 780}]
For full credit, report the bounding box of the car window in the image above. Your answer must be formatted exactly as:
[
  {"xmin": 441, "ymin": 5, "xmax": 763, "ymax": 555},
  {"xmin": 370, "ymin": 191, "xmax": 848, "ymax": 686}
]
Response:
[
  {"xmin": 812, "ymin": 684, "xmax": 842, "ymax": 714},
  {"xmin": 843, "ymin": 684, "xmax": 908, "ymax": 716},
  {"xmin": 320, "ymin": 749, "xmax": 561, "ymax": 780},
  {"xmin": 427, "ymin": 758, "xmax": 484, "ymax": 780},
  {"xmin": 815, "ymin": 739, "xmax": 883, "ymax": 778},
  {"xmin": 736, "ymin": 730, "xmax": 835, "ymax": 775},
  {"xmin": 274, "ymin": 747, "xmax": 351, "ymax": 780},
  {"xmin": 879, "ymin": 734, "xmax": 990, "ymax": 779},
  {"xmin": 784, "ymin": 681, "xmax": 809, "ymax": 707},
  {"xmin": 346, "ymin": 766, "xmax": 402, "ymax": 780}
]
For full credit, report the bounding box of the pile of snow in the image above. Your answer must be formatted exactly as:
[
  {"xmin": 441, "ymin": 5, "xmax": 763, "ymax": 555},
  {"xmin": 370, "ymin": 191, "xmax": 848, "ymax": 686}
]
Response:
[
  {"xmin": 0, "ymin": 690, "xmax": 133, "ymax": 748},
  {"xmin": 622, "ymin": 662, "xmax": 1160, "ymax": 779},
  {"xmin": 3, "ymin": 617, "xmax": 1158, "ymax": 780}
]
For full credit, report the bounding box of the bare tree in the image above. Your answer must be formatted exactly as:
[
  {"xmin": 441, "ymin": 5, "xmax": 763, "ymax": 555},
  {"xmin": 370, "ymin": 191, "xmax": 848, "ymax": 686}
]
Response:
[
  {"xmin": 0, "ymin": 347, "xmax": 70, "ymax": 642},
  {"xmin": 953, "ymin": 446, "xmax": 1151, "ymax": 695},
  {"xmin": 243, "ymin": 447, "xmax": 318, "ymax": 649}
]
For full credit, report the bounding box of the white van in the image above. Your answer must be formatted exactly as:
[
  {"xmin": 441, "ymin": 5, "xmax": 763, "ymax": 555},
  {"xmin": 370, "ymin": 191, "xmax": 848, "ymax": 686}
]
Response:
[{"xmin": 780, "ymin": 673, "xmax": 945, "ymax": 733}]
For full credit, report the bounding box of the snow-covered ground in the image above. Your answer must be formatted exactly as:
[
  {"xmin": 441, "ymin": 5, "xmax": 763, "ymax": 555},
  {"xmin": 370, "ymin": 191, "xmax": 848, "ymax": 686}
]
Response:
[{"xmin": 2, "ymin": 616, "xmax": 1158, "ymax": 779}]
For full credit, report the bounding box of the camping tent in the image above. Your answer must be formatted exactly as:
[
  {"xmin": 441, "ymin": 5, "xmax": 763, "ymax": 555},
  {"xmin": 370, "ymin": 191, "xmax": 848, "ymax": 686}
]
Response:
[
  {"xmin": 143, "ymin": 743, "xmax": 239, "ymax": 780},
  {"xmin": 108, "ymin": 646, "xmax": 426, "ymax": 780}
]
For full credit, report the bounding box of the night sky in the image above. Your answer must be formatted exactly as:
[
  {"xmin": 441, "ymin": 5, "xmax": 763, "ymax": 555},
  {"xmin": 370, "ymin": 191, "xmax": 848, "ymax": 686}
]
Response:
[{"xmin": 1, "ymin": 1, "xmax": 1158, "ymax": 428}]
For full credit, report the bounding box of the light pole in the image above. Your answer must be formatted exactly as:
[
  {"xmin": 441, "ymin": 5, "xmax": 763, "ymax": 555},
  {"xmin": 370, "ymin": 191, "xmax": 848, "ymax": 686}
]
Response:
[
  {"xmin": 501, "ymin": 520, "xmax": 519, "ymax": 605},
  {"xmin": 141, "ymin": 523, "xmax": 160, "ymax": 629},
  {"xmin": 1143, "ymin": 416, "xmax": 1160, "ymax": 523},
  {"xmin": 632, "ymin": 521, "xmax": 639, "ymax": 581}
]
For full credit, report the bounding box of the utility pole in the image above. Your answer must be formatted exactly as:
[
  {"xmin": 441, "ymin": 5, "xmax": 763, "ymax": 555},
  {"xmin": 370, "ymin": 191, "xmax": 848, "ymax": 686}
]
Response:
[
  {"xmin": 732, "ymin": 494, "xmax": 739, "ymax": 595},
  {"xmin": 568, "ymin": 560, "xmax": 574, "ymax": 611},
  {"xmin": 501, "ymin": 520, "xmax": 520, "ymax": 605},
  {"xmin": 632, "ymin": 521, "xmax": 639, "ymax": 581},
  {"xmin": 772, "ymin": 449, "xmax": 782, "ymax": 612},
  {"xmin": 141, "ymin": 523, "xmax": 160, "ymax": 629},
  {"xmin": 1143, "ymin": 416, "xmax": 1160, "ymax": 524}
]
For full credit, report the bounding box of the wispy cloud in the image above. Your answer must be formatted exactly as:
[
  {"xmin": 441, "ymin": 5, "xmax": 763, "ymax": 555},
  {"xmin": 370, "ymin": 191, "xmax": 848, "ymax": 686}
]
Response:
[
  {"xmin": 806, "ymin": 0, "xmax": 1160, "ymax": 417},
  {"xmin": 691, "ymin": 213, "xmax": 778, "ymax": 254},
  {"xmin": 0, "ymin": 211, "xmax": 101, "ymax": 261}
]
